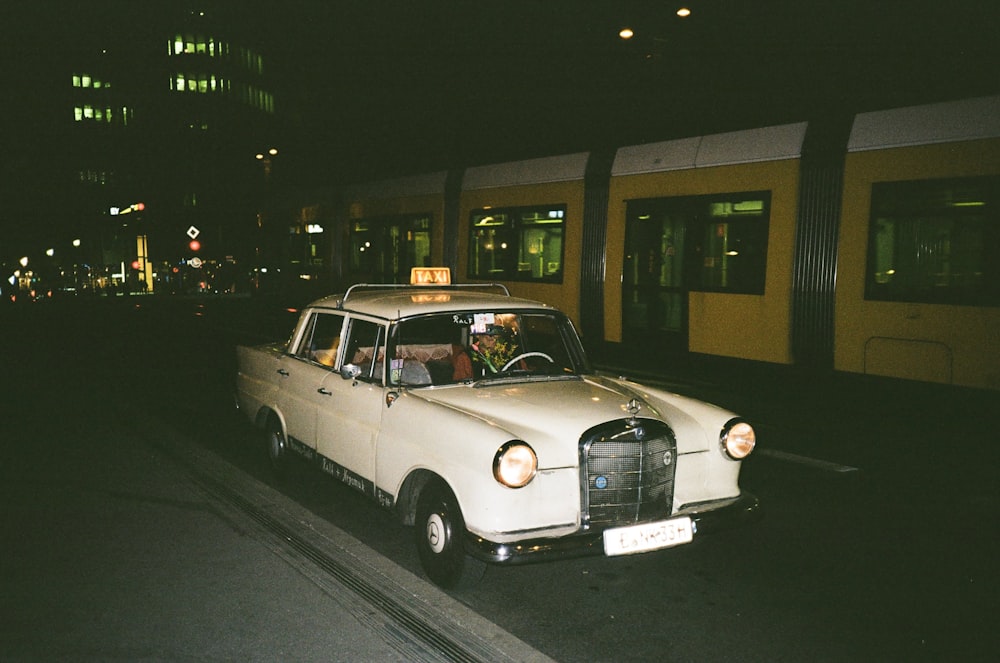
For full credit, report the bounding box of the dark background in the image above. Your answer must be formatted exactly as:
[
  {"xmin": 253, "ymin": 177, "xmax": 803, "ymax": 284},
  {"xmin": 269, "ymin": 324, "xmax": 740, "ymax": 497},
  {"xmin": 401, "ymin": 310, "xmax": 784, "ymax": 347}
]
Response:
[{"xmin": 2, "ymin": 0, "xmax": 998, "ymax": 253}]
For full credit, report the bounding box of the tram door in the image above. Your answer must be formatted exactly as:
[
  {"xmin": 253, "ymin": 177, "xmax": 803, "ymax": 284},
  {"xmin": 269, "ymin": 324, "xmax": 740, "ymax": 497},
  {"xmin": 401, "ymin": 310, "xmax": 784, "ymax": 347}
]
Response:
[
  {"xmin": 349, "ymin": 215, "xmax": 431, "ymax": 284},
  {"xmin": 622, "ymin": 205, "xmax": 688, "ymax": 352}
]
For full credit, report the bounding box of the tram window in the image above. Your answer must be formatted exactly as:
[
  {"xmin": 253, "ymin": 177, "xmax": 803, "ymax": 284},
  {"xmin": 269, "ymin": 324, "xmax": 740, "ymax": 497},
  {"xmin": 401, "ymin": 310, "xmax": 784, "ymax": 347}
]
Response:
[
  {"xmin": 693, "ymin": 197, "xmax": 769, "ymax": 293},
  {"xmin": 866, "ymin": 176, "xmax": 999, "ymax": 306},
  {"xmin": 468, "ymin": 205, "xmax": 565, "ymax": 282},
  {"xmin": 349, "ymin": 214, "xmax": 432, "ymax": 283},
  {"xmin": 624, "ymin": 192, "xmax": 769, "ymax": 298}
]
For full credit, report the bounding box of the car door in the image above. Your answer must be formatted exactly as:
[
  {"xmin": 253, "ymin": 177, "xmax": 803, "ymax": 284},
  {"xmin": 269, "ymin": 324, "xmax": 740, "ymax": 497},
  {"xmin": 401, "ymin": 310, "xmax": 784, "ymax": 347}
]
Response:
[
  {"xmin": 314, "ymin": 316, "xmax": 386, "ymax": 498},
  {"xmin": 273, "ymin": 310, "xmax": 345, "ymax": 452}
]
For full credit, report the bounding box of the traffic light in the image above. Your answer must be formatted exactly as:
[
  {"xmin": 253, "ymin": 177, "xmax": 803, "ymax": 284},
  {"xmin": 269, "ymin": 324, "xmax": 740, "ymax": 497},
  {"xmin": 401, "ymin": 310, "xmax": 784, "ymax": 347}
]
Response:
[{"xmin": 189, "ymin": 239, "xmax": 201, "ymax": 252}]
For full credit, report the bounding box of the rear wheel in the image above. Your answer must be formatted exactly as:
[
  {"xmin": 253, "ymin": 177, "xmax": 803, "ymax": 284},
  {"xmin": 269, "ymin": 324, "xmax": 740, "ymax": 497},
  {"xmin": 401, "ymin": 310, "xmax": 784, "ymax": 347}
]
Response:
[
  {"xmin": 415, "ymin": 481, "xmax": 486, "ymax": 589},
  {"xmin": 264, "ymin": 417, "xmax": 291, "ymax": 475}
]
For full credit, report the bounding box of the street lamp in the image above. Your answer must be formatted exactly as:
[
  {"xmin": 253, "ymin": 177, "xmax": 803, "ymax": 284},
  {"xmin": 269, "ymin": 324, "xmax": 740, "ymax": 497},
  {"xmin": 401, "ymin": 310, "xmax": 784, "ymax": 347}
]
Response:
[
  {"xmin": 255, "ymin": 147, "xmax": 278, "ymax": 179},
  {"xmin": 253, "ymin": 147, "xmax": 279, "ymax": 291}
]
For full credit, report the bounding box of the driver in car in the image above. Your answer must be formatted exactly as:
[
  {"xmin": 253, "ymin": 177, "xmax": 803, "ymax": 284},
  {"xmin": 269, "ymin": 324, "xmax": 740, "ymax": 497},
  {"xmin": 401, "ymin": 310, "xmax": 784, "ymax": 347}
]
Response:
[{"xmin": 452, "ymin": 323, "xmax": 518, "ymax": 380}]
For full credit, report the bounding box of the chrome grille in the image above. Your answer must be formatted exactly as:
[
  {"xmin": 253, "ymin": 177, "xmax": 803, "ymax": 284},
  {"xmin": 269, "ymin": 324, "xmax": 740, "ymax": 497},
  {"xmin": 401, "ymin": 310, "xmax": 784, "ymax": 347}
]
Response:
[{"xmin": 580, "ymin": 419, "xmax": 677, "ymax": 528}]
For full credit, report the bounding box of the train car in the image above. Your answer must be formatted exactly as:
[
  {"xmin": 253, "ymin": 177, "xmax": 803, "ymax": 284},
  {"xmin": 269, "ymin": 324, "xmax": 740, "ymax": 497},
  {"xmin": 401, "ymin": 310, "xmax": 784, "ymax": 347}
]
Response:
[
  {"xmin": 324, "ymin": 95, "xmax": 1000, "ymax": 391},
  {"xmin": 835, "ymin": 96, "xmax": 1000, "ymax": 389}
]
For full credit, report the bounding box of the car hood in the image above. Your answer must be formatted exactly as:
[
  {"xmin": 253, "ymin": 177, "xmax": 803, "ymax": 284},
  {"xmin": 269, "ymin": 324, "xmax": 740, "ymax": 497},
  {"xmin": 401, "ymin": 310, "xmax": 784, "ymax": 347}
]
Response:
[{"xmin": 414, "ymin": 375, "xmax": 731, "ymax": 468}]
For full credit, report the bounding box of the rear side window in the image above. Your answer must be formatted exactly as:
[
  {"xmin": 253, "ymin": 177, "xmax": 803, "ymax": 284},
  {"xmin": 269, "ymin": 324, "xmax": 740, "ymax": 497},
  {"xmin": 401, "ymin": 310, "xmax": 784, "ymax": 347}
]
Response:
[
  {"xmin": 292, "ymin": 312, "xmax": 345, "ymax": 367},
  {"xmin": 342, "ymin": 318, "xmax": 385, "ymax": 382}
]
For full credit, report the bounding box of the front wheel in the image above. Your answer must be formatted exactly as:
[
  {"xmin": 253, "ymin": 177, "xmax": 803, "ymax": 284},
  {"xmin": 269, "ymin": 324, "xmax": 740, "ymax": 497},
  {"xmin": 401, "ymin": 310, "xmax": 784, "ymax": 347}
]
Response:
[{"xmin": 415, "ymin": 481, "xmax": 486, "ymax": 589}]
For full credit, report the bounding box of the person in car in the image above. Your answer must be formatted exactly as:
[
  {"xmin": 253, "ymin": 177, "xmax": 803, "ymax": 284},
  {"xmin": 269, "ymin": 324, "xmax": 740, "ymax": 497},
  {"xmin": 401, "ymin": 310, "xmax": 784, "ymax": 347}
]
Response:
[{"xmin": 452, "ymin": 324, "xmax": 517, "ymax": 380}]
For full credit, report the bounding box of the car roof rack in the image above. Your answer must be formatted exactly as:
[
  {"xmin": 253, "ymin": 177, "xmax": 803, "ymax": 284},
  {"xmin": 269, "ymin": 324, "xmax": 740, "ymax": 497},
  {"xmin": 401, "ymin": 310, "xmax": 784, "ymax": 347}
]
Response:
[{"xmin": 339, "ymin": 282, "xmax": 511, "ymax": 307}]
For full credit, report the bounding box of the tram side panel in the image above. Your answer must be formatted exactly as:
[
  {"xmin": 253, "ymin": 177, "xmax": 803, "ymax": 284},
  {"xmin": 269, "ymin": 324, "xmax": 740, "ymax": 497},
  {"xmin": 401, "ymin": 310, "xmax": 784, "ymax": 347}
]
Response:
[
  {"xmin": 604, "ymin": 158, "xmax": 801, "ymax": 365},
  {"xmin": 836, "ymin": 137, "xmax": 1000, "ymax": 390}
]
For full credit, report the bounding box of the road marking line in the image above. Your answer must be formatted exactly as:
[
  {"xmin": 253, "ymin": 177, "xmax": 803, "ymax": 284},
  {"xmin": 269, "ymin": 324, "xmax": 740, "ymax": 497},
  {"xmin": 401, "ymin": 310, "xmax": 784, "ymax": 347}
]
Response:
[{"xmin": 757, "ymin": 449, "xmax": 859, "ymax": 474}]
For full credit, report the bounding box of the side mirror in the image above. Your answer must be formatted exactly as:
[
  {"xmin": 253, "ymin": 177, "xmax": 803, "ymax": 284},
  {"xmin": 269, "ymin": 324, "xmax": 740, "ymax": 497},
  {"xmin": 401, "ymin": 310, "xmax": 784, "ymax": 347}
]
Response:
[{"xmin": 340, "ymin": 363, "xmax": 362, "ymax": 380}]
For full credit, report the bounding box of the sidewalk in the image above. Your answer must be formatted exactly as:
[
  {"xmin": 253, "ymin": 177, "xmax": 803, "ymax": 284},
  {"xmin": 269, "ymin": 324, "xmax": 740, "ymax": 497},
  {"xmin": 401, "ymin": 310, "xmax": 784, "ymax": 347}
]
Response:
[{"xmin": 0, "ymin": 396, "xmax": 552, "ymax": 662}]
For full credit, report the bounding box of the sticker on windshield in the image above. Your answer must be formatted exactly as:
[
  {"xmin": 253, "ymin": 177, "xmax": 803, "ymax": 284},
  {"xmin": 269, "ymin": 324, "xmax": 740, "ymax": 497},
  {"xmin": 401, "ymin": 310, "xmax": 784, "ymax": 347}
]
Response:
[{"xmin": 472, "ymin": 313, "xmax": 496, "ymax": 334}]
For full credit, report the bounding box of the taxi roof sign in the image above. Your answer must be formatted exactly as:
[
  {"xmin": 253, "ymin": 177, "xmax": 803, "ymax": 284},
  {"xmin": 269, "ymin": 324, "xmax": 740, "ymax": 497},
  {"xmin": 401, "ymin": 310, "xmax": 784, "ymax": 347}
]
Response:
[{"xmin": 410, "ymin": 267, "xmax": 451, "ymax": 285}]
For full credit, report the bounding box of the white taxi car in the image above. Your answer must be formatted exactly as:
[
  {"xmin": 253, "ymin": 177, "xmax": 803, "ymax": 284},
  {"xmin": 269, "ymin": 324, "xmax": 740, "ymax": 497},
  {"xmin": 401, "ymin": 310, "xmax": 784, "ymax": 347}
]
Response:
[{"xmin": 236, "ymin": 277, "xmax": 759, "ymax": 588}]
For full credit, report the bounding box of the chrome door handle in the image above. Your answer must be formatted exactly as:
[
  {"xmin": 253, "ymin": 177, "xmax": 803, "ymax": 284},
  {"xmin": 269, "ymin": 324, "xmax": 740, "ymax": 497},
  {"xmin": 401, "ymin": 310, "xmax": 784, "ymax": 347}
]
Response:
[
  {"xmin": 277, "ymin": 368, "xmax": 289, "ymax": 376},
  {"xmin": 317, "ymin": 387, "xmax": 332, "ymax": 396}
]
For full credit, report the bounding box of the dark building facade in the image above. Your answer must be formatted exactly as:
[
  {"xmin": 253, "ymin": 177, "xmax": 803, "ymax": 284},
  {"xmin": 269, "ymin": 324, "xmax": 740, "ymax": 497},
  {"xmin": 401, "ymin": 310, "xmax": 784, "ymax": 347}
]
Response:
[{"xmin": 8, "ymin": 2, "xmax": 283, "ymax": 296}]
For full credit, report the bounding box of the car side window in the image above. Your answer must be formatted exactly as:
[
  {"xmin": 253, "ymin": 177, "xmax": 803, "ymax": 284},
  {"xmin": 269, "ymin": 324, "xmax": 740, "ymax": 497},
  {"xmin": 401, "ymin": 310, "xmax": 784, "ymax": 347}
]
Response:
[
  {"xmin": 343, "ymin": 318, "xmax": 385, "ymax": 383},
  {"xmin": 295, "ymin": 312, "xmax": 344, "ymax": 367},
  {"xmin": 289, "ymin": 313, "xmax": 319, "ymax": 359}
]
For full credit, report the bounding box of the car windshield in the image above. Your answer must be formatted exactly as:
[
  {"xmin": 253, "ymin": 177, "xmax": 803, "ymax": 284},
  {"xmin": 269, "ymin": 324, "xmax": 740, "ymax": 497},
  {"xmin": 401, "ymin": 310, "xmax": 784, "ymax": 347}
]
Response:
[{"xmin": 387, "ymin": 310, "xmax": 590, "ymax": 386}]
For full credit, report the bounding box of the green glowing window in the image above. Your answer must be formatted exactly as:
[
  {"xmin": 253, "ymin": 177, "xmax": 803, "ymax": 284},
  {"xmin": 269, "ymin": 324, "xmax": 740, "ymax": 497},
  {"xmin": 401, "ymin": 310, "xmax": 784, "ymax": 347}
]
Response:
[{"xmin": 468, "ymin": 205, "xmax": 565, "ymax": 283}]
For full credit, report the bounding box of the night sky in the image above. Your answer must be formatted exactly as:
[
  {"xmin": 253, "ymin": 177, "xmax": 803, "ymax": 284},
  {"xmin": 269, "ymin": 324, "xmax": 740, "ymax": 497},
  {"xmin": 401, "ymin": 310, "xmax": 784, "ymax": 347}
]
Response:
[
  {"xmin": 272, "ymin": 0, "xmax": 999, "ymax": 177},
  {"xmin": 2, "ymin": 0, "xmax": 998, "ymax": 253}
]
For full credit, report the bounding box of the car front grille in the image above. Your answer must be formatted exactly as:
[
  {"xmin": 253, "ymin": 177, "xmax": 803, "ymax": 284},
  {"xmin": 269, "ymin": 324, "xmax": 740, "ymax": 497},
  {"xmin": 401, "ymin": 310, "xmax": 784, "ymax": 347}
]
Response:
[{"xmin": 580, "ymin": 419, "xmax": 678, "ymax": 529}]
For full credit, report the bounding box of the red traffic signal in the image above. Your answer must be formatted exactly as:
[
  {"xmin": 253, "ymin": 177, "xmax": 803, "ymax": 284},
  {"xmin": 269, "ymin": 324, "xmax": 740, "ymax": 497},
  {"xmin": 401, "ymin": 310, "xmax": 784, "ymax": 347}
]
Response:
[{"xmin": 189, "ymin": 240, "xmax": 201, "ymax": 252}]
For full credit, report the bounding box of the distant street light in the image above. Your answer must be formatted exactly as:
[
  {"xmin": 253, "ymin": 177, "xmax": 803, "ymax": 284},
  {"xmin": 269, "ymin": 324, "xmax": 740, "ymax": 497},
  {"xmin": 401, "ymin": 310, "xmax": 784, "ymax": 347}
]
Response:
[
  {"xmin": 20, "ymin": 256, "xmax": 29, "ymax": 268},
  {"xmin": 255, "ymin": 147, "xmax": 279, "ymax": 179},
  {"xmin": 253, "ymin": 147, "xmax": 279, "ymax": 291}
]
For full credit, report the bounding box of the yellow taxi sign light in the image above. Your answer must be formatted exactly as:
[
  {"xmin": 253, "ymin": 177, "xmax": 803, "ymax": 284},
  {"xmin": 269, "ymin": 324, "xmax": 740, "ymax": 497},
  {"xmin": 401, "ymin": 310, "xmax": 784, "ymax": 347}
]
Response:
[{"xmin": 410, "ymin": 267, "xmax": 451, "ymax": 285}]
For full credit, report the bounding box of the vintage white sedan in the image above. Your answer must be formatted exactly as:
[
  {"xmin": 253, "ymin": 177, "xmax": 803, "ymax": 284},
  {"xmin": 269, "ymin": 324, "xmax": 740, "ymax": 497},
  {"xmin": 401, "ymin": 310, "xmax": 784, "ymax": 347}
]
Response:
[{"xmin": 235, "ymin": 281, "xmax": 759, "ymax": 588}]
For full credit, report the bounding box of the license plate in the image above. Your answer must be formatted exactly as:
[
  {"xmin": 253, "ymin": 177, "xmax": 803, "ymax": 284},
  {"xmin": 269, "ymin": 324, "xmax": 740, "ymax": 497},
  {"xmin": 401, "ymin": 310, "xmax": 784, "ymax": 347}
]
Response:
[{"xmin": 602, "ymin": 516, "xmax": 694, "ymax": 556}]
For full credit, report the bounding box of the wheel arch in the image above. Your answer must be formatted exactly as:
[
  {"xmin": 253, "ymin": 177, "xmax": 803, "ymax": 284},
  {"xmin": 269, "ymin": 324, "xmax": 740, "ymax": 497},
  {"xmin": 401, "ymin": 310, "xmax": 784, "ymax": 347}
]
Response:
[
  {"xmin": 255, "ymin": 406, "xmax": 285, "ymax": 434},
  {"xmin": 396, "ymin": 469, "xmax": 447, "ymax": 526}
]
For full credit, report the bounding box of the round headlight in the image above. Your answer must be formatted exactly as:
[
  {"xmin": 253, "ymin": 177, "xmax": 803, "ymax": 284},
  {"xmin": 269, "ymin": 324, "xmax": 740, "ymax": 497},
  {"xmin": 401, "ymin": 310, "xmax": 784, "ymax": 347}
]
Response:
[
  {"xmin": 721, "ymin": 419, "xmax": 756, "ymax": 460},
  {"xmin": 493, "ymin": 441, "xmax": 537, "ymax": 488}
]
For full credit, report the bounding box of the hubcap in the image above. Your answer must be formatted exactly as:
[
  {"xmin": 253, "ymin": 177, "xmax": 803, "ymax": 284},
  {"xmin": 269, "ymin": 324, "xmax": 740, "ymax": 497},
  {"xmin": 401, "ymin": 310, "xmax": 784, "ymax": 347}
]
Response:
[{"xmin": 425, "ymin": 513, "xmax": 446, "ymax": 553}]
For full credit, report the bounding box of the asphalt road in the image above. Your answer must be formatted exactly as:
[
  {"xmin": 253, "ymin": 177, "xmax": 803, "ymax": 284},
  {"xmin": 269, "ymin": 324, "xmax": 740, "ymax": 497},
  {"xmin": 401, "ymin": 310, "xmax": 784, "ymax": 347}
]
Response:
[{"xmin": 3, "ymin": 296, "xmax": 997, "ymax": 662}]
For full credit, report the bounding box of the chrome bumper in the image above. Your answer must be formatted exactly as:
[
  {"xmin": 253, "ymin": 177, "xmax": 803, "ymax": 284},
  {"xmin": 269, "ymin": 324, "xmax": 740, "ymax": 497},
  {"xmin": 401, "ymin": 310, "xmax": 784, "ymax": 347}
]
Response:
[{"xmin": 465, "ymin": 491, "xmax": 761, "ymax": 565}]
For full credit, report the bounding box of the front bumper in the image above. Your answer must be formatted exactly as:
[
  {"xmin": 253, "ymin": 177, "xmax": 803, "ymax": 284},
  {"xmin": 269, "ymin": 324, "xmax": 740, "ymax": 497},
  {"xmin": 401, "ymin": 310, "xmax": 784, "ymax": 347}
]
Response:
[{"xmin": 465, "ymin": 491, "xmax": 761, "ymax": 565}]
